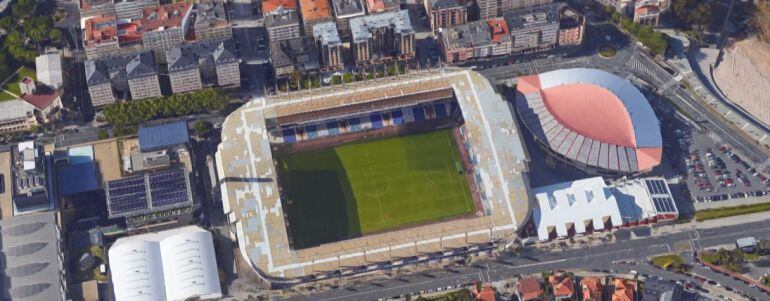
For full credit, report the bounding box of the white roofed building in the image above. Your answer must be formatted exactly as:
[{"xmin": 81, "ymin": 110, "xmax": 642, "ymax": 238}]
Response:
[
  {"xmin": 108, "ymin": 226, "xmax": 222, "ymax": 301},
  {"xmin": 532, "ymin": 176, "xmax": 677, "ymax": 241},
  {"xmin": 35, "ymin": 53, "xmax": 63, "ymax": 88}
]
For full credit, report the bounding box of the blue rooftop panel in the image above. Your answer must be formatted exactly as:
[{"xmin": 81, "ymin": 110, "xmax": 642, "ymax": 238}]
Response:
[{"xmin": 138, "ymin": 121, "xmax": 190, "ymax": 152}]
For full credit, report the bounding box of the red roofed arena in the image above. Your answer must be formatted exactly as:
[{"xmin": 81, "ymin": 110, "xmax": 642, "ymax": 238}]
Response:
[{"xmin": 515, "ymin": 68, "xmax": 663, "ymax": 175}]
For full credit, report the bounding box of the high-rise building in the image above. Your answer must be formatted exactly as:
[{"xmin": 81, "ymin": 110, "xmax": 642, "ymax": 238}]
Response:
[
  {"xmin": 82, "ymin": 15, "xmax": 120, "ymax": 59},
  {"xmin": 192, "ymin": 0, "xmax": 233, "ymax": 42},
  {"xmin": 141, "ymin": 3, "xmax": 193, "ymax": 62},
  {"xmin": 426, "ymin": 0, "xmax": 467, "ymax": 34},
  {"xmin": 332, "ymin": 0, "xmax": 366, "ymax": 37},
  {"xmin": 350, "ymin": 10, "xmax": 415, "ymax": 65},
  {"xmin": 85, "ymin": 51, "xmax": 162, "ymax": 107},
  {"xmin": 115, "ymin": 0, "xmax": 159, "ymax": 19},
  {"xmin": 166, "ymin": 40, "xmax": 241, "ymax": 94},
  {"xmin": 477, "ymin": 0, "xmax": 552, "ymax": 20},
  {"xmin": 298, "ymin": 0, "xmax": 333, "ymax": 36},
  {"xmin": 313, "ymin": 22, "xmax": 344, "ymax": 70},
  {"xmin": 440, "ymin": 21, "xmax": 493, "ymax": 64},
  {"xmin": 265, "ymin": 7, "xmax": 302, "ymax": 43},
  {"xmin": 504, "ymin": 4, "xmax": 559, "ymax": 54}
]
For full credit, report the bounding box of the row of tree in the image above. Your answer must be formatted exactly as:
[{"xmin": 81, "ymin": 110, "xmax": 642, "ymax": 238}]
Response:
[
  {"xmin": 671, "ymin": 0, "xmax": 713, "ymax": 43},
  {"xmin": 618, "ymin": 17, "xmax": 669, "ymax": 56},
  {"xmin": 101, "ymin": 88, "xmax": 229, "ymax": 127}
]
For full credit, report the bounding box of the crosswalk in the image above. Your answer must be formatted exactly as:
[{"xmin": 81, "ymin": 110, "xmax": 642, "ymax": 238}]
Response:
[{"xmin": 626, "ymin": 56, "xmax": 660, "ymax": 83}]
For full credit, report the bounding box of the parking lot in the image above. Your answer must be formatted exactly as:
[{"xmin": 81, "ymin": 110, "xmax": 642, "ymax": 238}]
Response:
[{"xmin": 675, "ymin": 130, "xmax": 769, "ymax": 203}]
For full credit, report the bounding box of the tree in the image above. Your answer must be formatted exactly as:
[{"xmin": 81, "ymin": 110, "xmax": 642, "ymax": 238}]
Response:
[
  {"xmin": 193, "ymin": 121, "xmax": 213, "ymax": 137},
  {"xmin": 756, "ymin": 0, "xmax": 770, "ymax": 42},
  {"xmin": 0, "ymin": 17, "xmax": 14, "ymax": 31},
  {"xmin": 49, "ymin": 28, "xmax": 62, "ymax": 43},
  {"xmin": 12, "ymin": 0, "xmax": 35, "ymax": 20},
  {"xmin": 342, "ymin": 73, "xmax": 353, "ymax": 83},
  {"xmin": 97, "ymin": 129, "xmax": 109, "ymax": 140},
  {"xmin": 687, "ymin": 2, "xmax": 712, "ymax": 43},
  {"xmin": 24, "ymin": 16, "xmax": 54, "ymax": 42}
]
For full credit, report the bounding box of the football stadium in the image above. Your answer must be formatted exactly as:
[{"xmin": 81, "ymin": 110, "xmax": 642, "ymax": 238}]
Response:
[
  {"xmin": 216, "ymin": 69, "xmax": 532, "ymax": 280},
  {"xmin": 515, "ymin": 68, "xmax": 663, "ymax": 176}
]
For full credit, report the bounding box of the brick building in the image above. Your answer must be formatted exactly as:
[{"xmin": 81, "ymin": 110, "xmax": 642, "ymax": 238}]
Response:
[{"xmin": 426, "ymin": 0, "xmax": 467, "ymax": 34}]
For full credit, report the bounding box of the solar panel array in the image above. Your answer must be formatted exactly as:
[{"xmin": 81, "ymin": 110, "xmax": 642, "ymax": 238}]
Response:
[
  {"xmin": 149, "ymin": 169, "xmax": 191, "ymax": 208},
  {"xmin": 107, "ymin": 176, "xmax": 149, "ymax": 216},
  {"xmin": 644, "ymin": 178, "xmax": 677, "ymax": 214},
  {"xmin": 107, "ymin": 168, "xmax": 192, "ymax": 218}
]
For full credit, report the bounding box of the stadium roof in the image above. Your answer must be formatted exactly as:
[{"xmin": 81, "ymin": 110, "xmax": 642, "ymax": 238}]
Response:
[
  {"xmin": 532, "ymin": 176, "xmax": 677, "ymax": 241},
  {"xmin": 109, "ymin": 226, "xmax": 221, "ymax": 301},
  {"xmin": 0, "ymin": 211, "xmax": 64, "ymax": 301},
  {"xmin": 137, "ymin": 121, "xmax": 189, "ymax": 152},
  {"xmin": 516, "ymin": 68, "xmax": 662, "ymax": 173},
  {"xmin": 216, "ymin": 69, "xmax": 531, "ymax": 278}
]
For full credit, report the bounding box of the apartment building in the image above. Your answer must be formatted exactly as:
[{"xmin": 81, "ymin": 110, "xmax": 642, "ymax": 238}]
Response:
[
  {"xmin": 634, "ymin": 0, "xmax": 665, "ymax": 26},
  {"xmin": 115, "ymin": 0, "xmax": 159, "ymax": 19},
  {"xmin": 85, "ymin": 51, "xmax": 161, "ymax": 107},
  {"xmin": 488, "ymin": 18, "xmax": 511, "ymax": 56},
  {"xmin": 19, "ymin": 77, "xmax": 63, "ymax": 124},
  {"xmin": 558, "ymin": 7, "xmax": 585, "ymax": 46},
  {"xmin": 299, "ymin": 0, "xmax": 334, "ymax": 36},
  {"xmin": 593, "ymin": 0, "xmax": 634, "ymax": 15},
  {"xmin": 82, "ymin": 15, "xmax": 120, "ymax": 59},
  {"xmin": 10, "ymin": 141, "xmax": 53, "ymax": 215},
  {"xmin": 365, "ymin": 0, "xmax": 400, "ymax": 14},
  {"xmin": 350, "ymin": 10, "xmax": 415, "ymax": 65},
  {"xmin": 79, "ymin": 0, "xmax": 115, "ymax": 18},
  {"xmin": 0, "ymin": 101, "xmax": 38, "ymax": 134},
  {"xmin": 332, "ymin": 0, "xmax": 366, "ymax": 37},
  {"xmin": 426, "ymin": 0, "xmax": 467, "ymax": 34},
  {"xmin": 166, "ymin": 40, "xmax": 240, "ymax": 94},
  {"xmin": 504, "ymin": 3, "xmax": 559, "ymax": 54},
  {"xmin": 313, "ymin": 22, "xmax": 344, "ymax": 70},
  {"xmin": 441, "ymin": 21, "xmax": 492, "ymax": 64},
  {"xmin": 265, "ymin": 7, "xmax": 302, "ymax": 43},
  {"xmin": 193, "ymin": 1, "xmax": 233, "ymax": 42},
  {"xmin": 477, "ymin": 0, "xmax": 552, "ymax": 20},
  {"xmin": 141, "ymin": 3, "xmax": 193, "ymax": 61},
  {"xmin": 270, "ymin": 37, "xmax": 321, "ymax": 78}
]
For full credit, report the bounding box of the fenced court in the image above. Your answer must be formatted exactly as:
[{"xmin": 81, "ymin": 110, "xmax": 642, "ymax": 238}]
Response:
[{"xmin": 276, "ymin": 129, "xmax": 475, "ymax": 249}]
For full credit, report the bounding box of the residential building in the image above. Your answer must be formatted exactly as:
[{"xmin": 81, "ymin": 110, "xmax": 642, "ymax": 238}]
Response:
[
  {"xmin": 19, "ymin": 77, "xmax": 63, "ymax": 123},
  {"xmin": 263, "ymin": 0, "xmax": 297, "ymax": 14},
  {"xmin": 82, "ymin": 15, "xmax": 120, "ymax": 59},
  {"xmin": 166, "ymin": 40, "xmax": 240, "ymax": 94},
  {"xmin": 516, "ymin": 277, "xmax": 543, "ymax": 301},
  {"xmin": 117, "ymin": 18, "xmax": 144, "ymax": 46},
  {"xmin": 115, "ymin": 0, "xmax": 159, "ymax": 19},
  {"xmin": 558, "ymin": 6, "xmax": 585, "ymax": 46},
  {"xmin": 477, "ymin": 0, "xmax": 552, "ymax": 20},
  {"xmin": 332, "ymin": 0, "xmax": 366, "ymax": 37},
  {"xmin": 634, "ymin": 0, "xmax": 665, "ymax": 26},
  {"xmin": 613, "ymin": 278, "xmax": 637, "ymax": 301},
  {"xmin": 141, "ymin": 3, "xmax": 193, "ymax": 62},
  {"xmin": 85, "ymin": 51, "xmax": 162, "ymax": 107},
  {"xmin": 277, "ymin": 37, "xmax": 321, "ymax": 75},
  {"xmin": 79, "ymin": 0, "xmax": 115, "ymax": 18},
  {"xmin": 10, "ymin": 141, "xmax": 53, "ymax": 215},
  {"xmin": 265, "ymin": 6, "xmax": 302, "ymax": 43},
  {"xmin": 441, "ymin": 21, "xmax": 493, "ymax": 64},
  {"xmin": 313, "ymin": 22, "xmax": 344, "ymax": 70},
  {"xmin": 35, "ymin": 53, "xmax": 64, "ymax": 88},
  {"xmin": 0, "ymin": 211, "xmax": 66, "ymax": 301},
  {"xmin": 365, "ymin": 0, "xmax": 399, "ymax": 13},
  {"xmin": 549, "ymin": 272, "xmax": 575, "ymax": 300},
  {"xmin": 192, "ymin": 0, "xmax": 233, "ymax": 42},
  {"xmin": 269, "ymin": 41, "xmax": 295, "ymax": 78},
  {"xmin": 350, "ymin": 10, "xmax": 415, "ymax": 65},
  {"xmin": 426, "ymin": 0, "xmax": 467, "ymax": 34},
  {"xmin": 299, "ymin": 0, "xmax": 333, "ymax": 36},
  {"xmin": 581, "ymin": 277, "xmax": 604, "ymax": 301},
  {"xmin": 487, "ymin": 18, "xmax": 511, "ymax": 56},
  {"xmin": 0, "ymin": 101, "xmax": 38, "ymax": 134},
  {"xmin": 504, "ymin": 3, "xmax": 559, "ymax": 53}
]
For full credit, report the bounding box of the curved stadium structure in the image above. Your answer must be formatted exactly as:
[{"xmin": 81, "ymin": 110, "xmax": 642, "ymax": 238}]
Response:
[{"xmin": 515, "ymin": 68, "xmax": 662, "ymax": 175}]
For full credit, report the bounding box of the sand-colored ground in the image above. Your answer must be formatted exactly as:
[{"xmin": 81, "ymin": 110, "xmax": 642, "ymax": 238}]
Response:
[
  {"xmin": 92, "ymin": 140, "xmax": 123, "ymax": 186},
  {"xmin": 0, "ymin": 152, "xmax": 13, "ymax": 219},
  {"xmin": 713, "ymin": 38, "xmax": 770, "ymax": 126}
]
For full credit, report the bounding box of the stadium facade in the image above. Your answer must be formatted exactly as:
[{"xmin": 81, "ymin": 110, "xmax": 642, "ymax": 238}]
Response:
[
  {"xmin": 215, "ymin": 69, "xmax": 532, "ymax": 281},
  {"xmin": 515, "ymin": 68, "xmax": 663, "ymax": 176}
]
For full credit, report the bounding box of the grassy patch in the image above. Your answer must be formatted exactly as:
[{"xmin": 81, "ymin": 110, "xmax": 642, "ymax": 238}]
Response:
[
  {"xmin": 598, "ymin": 44, "xmax": 618, "ymax": 57},
  {"xmin": 701, "ymin": 248, "xmax": 745, "ymax": 273},
  {"xmin": 277, "ymin": 129, "xmax": 474, "ymax": 248},
  {"xmin": 415, "ymin": 289, "xmax": 473, "ymax": 301},
  {"xmin": 651, "ymin": 254, "xmax": 688, "ymax": 272},
  {"xmin": 694, "ymin": 202, "xmax": 770, "ymax": 221},
  {"xmin": 1, "ymin": 67, "xmax": 37, "ymax": 97},
  {"xmin": 0, "ymin": 91, "xmax": 17, "ymax": 102}
]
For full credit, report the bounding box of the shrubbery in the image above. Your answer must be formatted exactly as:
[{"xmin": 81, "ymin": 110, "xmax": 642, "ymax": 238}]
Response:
[{"xmin": 102, "ymin": 88, "xmax": 228, "ymax": 127}]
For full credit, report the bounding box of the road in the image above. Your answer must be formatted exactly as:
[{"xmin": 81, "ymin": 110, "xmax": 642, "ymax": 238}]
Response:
[{"xmin": 290, "ymin": 220, "xmax": 770, "ymax": 300}]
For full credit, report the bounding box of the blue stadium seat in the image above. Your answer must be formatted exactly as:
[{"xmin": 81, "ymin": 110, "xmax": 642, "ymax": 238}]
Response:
[
  {"xmin": 348, "ymin": 118, "xmax": 361, "ymax": 132},
  {"xmin": 283, "ymin": 128, "xmax": 296, "ymax": 143},
  {"xmin": 413, "ymin": 107, "xmax": 425, "ymax": 121},
  {"xmin": 370, "ymin": 114, "xmax": 383, "ymax": 129},
  {"xmin": 306, "ymin": 125, "xmax": 318, "ymax": 139},
  {"xmin": 392, "ymin": 110, "xmax": 404, "ymax": 125},
  {"xmin": 434, "ymin": 103, "xmax": 447, "ymax": 118}
]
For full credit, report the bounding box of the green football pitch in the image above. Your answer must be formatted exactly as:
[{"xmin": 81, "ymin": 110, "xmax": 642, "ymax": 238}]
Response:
[{"xmin": 277, "ymin": 129, "xmax": 474, "ymax": 249}]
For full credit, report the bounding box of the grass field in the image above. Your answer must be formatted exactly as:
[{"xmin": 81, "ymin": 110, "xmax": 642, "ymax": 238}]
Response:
[
  {"xmin": 277, "ymin": 129, "xmax": 474, "ymax": 249},
  {"xmin": 694, "ymin": 202, "xmax": 770, "ymax": 221},
  {"xmin": 0, "ymin": 67, "xmax": 36, "ymax": 101}
]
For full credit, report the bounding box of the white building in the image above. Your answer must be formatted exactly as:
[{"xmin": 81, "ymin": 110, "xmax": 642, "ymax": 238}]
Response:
[
  {"xmin": 532, "ymin": 177, "xmax": 678, "ymax": 241},
  {"xmin": 108, "ymin": 226, "xmax": 222, "ymax": 301},
  {"xmin": 35, "ymin": 53, "xmax": 64, "ymax": 88}
]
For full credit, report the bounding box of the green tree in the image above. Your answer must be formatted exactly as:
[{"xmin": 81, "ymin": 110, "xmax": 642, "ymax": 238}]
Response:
[
  {"xmin": 12, "ymin": 0, "xmax": 35, "ymax": 20},
  {"xmin": 687, "ymin": 2, "xmax": 712, "ymax": 43},
  {"xmin": 24, "ymin": 16, "xmax": 54, "ymax": 42},
  {"xmin": 0, "ymin": 17, "xmax": 14, "ymax": 31},
  {"xmin": 97, "ymin": 129, "xmax": 109, "ymax": 140},
  {"xmin": 342, "ymin": 73, "xmax": 353, "ymax": 83},
  {"xmin": 193, "ymin": 121, "xmax": 213, "ymax": 137}
]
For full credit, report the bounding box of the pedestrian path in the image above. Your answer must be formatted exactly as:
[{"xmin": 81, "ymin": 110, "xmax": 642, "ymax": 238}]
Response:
[{"xmin": 626, "ymin": 56, "xmax": 660, "ymax": 84}]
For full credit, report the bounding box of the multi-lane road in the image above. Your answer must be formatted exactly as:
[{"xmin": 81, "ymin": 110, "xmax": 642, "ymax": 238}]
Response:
[{"xmin": 291, "ymin": 220, "xmax": 770, "ymax": 300}]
